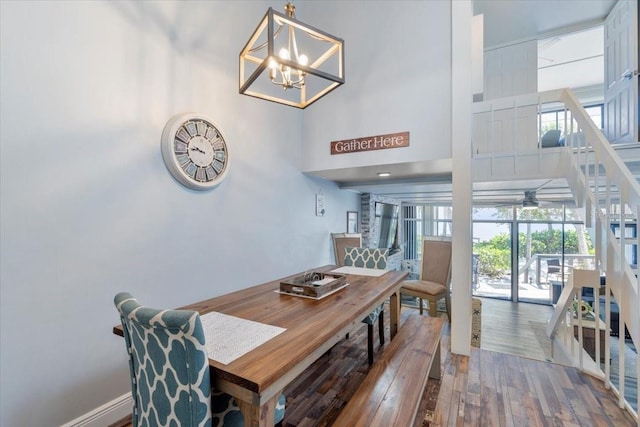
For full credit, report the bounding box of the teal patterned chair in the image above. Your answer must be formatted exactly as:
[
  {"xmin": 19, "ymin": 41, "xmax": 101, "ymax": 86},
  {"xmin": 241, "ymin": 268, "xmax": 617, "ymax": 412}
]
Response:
[
  {"xmin": 343, "ymin": 247, "xmax": 389, "ymax": 364},
  {"xmin": 114, "ymin": 292, "xmax": 285, "ymax": 427}
]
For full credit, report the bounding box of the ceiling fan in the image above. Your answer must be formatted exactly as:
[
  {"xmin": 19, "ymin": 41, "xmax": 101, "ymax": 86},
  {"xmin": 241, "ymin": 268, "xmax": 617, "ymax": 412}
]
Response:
[
  {"xmin": 492, "ymin": 180, "xmax": 569, "ymax": 209},
  {"xmin": 522, "ymin": 190, "xmax": 540, "ymax": 208},
  {"xmin": 490, "ymin": 191, "xmax": 562, "ymax": 209}
]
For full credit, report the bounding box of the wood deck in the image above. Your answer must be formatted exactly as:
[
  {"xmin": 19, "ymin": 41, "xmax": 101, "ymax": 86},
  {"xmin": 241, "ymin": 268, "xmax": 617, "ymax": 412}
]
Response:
[{"xmin": 112, "ymin": 298, "xmax": 636, "ymax": 427}]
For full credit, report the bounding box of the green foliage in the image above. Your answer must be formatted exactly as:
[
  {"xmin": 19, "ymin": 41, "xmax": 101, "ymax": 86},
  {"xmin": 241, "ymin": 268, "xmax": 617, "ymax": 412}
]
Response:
[
  {"xmin": 517, "ymin": 228, "xmax": 589, "ymax": 254},
  {"xmin": 475, "ymin": 244, "xmax": 510, "ymax": 278},
  {"xmin": 474, "ymin": 229, "xmax": 594, "ymax": 277},
  {"xmin": 474, "ymin": 233, "xmax": 510, "ymax": 278}
]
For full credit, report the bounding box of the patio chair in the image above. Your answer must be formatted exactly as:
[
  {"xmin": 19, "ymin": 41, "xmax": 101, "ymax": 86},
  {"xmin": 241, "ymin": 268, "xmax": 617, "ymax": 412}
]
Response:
[{"xmin": 545, "ymin": 258, "xmax": 562, "ymax": 283}]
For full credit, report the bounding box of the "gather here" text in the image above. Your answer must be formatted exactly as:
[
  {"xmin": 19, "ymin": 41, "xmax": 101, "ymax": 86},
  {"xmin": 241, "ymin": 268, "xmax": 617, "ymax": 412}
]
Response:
[{"xmin": 330, "ymin": 131, "xmax": 410, "ymax": 155}]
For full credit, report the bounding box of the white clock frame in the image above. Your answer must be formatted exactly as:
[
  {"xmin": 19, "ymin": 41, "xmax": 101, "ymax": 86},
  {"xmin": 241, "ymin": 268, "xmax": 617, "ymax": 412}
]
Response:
[{"xmin": 161, "ymin": 113, "xmax": 230, "ymax": 190}]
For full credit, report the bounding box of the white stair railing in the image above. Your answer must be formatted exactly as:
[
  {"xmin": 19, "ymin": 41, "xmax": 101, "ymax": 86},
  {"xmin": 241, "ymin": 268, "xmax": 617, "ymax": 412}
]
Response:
[
  {"xmin": 547, "ymin": 269, "xmax": 605, "ymax": 376},
  {"xmin": 556, "ymin": 88, "xmax": 639, "ymax": 420},
  {"xmin": 472, "ymin": 88, "xmax": 639, "ymax": 421}
]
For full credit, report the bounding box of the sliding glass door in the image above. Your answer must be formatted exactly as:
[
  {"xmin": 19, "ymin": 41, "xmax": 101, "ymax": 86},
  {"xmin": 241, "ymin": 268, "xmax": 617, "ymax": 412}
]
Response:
[
  {"xmin": 516, "ymin": 208, "xmax": 594, "ymax": 304},
  {"xmin": 473, "ymin": 208, "xmax": 513, "ymax": 300},
  {"xmin": 472, "ymin": 206, "xmax": 593, "ymax": 304},
  {"xmin": 404, "ymin": 205, "xmax": 593, "ymax": 305}
]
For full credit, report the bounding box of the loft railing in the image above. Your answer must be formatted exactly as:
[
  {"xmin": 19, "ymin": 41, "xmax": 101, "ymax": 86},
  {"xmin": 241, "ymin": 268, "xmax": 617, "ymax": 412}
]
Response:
[
  {"xmin": 472, "ymin": 89, "xmax": 570, "ymax": 181},
  {"xmin": 472, "ymin": 88, "xmax": 639, "ymax": 421}
]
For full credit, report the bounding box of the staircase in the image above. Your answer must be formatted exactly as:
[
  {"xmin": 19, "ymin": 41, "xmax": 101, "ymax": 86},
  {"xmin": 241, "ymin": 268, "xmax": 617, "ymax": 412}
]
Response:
[
  {"xmin": 472, "ymin": 88, "xmax": 640, "ymax": 423},
  {"xmin": 551, "ymin": 88, "xmax": 639, "ymax": 421}
]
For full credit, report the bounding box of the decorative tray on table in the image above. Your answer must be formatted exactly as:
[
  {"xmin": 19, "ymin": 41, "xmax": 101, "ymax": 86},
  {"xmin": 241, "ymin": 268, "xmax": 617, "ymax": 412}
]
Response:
[{"xmin": 279, "ymin": 271, "xmax": 347, "ymax": 299}]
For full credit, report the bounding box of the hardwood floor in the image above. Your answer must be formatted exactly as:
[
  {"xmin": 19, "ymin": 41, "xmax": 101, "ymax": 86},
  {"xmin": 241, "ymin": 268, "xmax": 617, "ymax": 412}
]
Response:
[
  {"xmin": 433, "ymin": 345, "xmax": 635, "ymax": 426},
  {"xmin": 112, "ymin": 298, "xmax": 636, "ymax": 427},
  {"xmin": 479, "ymin": 297, "xmax": 555, "ymax": 362}
]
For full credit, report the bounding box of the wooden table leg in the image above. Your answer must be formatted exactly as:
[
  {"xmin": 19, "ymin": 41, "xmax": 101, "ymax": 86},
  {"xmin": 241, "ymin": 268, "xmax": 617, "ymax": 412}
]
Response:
[
  {"xmin": 238, "ymin": 400, "xmax": 258, "ymax": 427},
  {"xmin": 428, "ymin": 338, "xmax": 442, "ymax": 379},
  {"xmin": 390, "ymin": 291, "xmax": 400, "ymax": 339},
  {"xmin": 238, "ymin": 394, "xmax": 278, "ymax": 427}
]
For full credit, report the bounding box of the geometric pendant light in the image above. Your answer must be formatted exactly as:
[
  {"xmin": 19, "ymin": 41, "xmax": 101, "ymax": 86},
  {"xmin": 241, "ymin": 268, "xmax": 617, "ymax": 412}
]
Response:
[{"xmin": 239, "ymin": 2, "xmax": 345, "ymax": 109}]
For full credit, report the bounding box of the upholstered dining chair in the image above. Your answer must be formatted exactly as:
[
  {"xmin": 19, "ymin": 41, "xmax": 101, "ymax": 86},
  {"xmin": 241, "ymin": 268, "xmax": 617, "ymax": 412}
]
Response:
[
  {"xmin": 114, "ymin": 292, "xmax": 286, "ymax": 427},
  {"xmin": 343, "ymin": 247, "xmax": 389, "ymax": 365},
  {"xmin": 400, "ymin": 236, "xmax": 452, "ymax": 321}
]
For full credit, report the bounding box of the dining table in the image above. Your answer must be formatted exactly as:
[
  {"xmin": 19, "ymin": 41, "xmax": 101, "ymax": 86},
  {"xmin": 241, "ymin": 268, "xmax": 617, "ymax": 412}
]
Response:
[{"xmin": 113, "ymin": 264, "xmax": 408, "ymax": 427}]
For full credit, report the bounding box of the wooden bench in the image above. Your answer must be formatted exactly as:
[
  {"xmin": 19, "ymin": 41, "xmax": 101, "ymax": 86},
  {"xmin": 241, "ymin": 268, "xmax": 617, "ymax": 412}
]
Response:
[{"xmin": 333, "ymin": 313, "xmax": 444, "ymax": 427}]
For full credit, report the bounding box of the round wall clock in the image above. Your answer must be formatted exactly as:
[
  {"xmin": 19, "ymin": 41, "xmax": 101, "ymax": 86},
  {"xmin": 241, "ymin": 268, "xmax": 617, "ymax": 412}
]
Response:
[{"xmin": 161, "ymin": 113, "xmax": 230, "ymax": 190}]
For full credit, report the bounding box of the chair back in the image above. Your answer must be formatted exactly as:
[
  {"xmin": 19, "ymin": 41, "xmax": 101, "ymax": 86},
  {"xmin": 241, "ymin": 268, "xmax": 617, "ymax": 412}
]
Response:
[
  {"xmin": 421, "ymin": 237, "xmax": 452, "ymax": 286},
  {"xmin": 547, "ymin": 258, "xmax": 561, "ymax": 274},
  {"xmin": 344, "ymin": 247, "xmax": 389, "ymax": 269},
  {"xmin": 114, "ymin": 292, "xmax": 212, "ymax": 427},
  {"xmin": 331, "ymin": 233, "xmax": 362, "ymax": 266}
]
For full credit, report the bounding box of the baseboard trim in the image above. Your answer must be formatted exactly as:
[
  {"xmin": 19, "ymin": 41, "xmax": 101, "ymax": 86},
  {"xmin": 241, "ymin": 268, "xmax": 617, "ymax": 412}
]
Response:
[{"xmin": 60, "ymin": 393, "xmax": 132, "ymax": 427}]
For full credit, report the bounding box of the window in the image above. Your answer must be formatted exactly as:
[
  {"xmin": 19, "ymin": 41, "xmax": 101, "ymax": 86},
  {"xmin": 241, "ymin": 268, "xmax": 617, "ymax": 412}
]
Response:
[
  {"xmin": 402, "ymin": 205, "xmax": 452, "ymax": 260},
  {"xmin": 402, "ymin": 206, "xmax": 422, "ymax": 260},
  {"xmin": 433, "ymin": 206, "xmax": 453, "ymax": 237},
  {"xmin": 539, "ymin": 104, "xmax": 603, "ymax": 138}
]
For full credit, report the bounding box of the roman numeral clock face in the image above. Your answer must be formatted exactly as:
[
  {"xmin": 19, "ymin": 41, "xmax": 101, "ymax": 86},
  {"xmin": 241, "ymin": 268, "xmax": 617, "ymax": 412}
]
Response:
[{"xmin": 161, "ymin": 113, "xmax": 230, "ymax": 190}]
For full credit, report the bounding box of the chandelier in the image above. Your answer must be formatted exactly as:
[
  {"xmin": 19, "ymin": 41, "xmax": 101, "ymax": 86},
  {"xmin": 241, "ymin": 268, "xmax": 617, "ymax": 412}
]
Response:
[{"xmin": 239, "ymin": 2, "xmax": 344, "ymax": 109}]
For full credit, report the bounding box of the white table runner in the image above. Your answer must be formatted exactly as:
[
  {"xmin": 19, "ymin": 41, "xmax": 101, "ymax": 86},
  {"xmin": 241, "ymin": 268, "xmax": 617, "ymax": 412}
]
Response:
[
  {"xmin": 330, "ymin": 266, "xmax": 388, "ymax": 277},
  {"xmin": 200, "ymin": 311, "xmax": 286, "ymax": 365}
]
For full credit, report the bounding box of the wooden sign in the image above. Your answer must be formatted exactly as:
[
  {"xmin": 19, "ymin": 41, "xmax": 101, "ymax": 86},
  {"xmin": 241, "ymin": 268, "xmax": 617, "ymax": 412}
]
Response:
[{"xmin": 330, "ymin": 131, "xmax": 410, "ymax": 155}]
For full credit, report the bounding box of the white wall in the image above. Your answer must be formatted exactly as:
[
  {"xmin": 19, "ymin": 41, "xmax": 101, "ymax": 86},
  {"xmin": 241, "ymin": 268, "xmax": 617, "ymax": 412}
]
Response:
[
  {"xmin": 484, "ymin": 40, "xmax": 537, "ymax": 99},
  {"xmin": 0, "ymin": 1, "xmax": 359, "ymax": 425},
  {"xmin": 299, "ymin": 0, "xmax": 453, "ymax": 173},
  {"xmin": 472, "ymin": 14, "xmax": 484, "ymax": 97}
]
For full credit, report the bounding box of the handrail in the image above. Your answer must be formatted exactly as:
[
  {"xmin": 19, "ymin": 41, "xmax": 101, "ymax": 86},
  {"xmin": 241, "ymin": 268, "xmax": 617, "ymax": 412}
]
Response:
[
  {"xmin": 560, "ymin": 89, "xmax": 640, "ymax": 208},
  {"xmin": 547, "ymin": 269, "xmax": 601, "ymax": 338}
]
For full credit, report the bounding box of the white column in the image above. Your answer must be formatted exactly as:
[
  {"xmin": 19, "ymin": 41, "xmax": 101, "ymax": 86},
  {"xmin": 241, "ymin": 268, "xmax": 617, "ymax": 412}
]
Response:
[{"xmin": 451, "ymin": 0, "xmax": 473, "ymax": 355}]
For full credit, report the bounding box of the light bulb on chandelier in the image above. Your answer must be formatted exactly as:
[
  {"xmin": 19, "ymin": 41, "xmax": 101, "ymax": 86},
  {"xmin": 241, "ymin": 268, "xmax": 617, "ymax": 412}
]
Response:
[{"xmin": 268, "ymin": 4, "xmax": 309, "ymax": 90}]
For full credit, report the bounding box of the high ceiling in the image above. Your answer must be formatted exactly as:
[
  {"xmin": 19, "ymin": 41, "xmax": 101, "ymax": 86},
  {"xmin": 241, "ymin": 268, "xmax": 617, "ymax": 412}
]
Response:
[
  {"xmin": 473, "ymin": 0, "xmax": 616, "ymax": 48},
  {"xmin": 313, "ymin": 0, "xmax": 618, "ymax": 205}
]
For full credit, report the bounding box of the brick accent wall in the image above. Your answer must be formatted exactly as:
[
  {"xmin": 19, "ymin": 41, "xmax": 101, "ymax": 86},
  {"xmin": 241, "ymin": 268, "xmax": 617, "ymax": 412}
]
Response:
[{"xmin": 360, "ymin": 193, "xmax": 403, "ymax": 269}]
